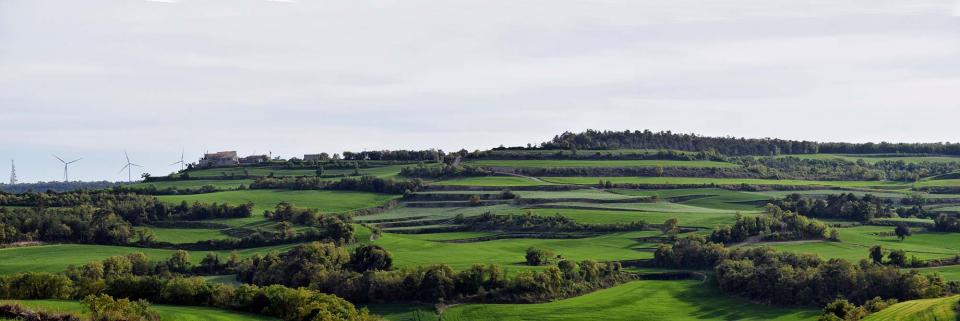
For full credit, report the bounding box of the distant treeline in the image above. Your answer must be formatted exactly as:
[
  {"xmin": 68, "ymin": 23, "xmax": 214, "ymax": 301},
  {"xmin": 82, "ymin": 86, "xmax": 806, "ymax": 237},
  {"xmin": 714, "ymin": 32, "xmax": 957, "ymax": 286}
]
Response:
[
  {"xmin": 708, "ymin": 206, "xmax": 835, "ymax": 244},
  {"xmin": 0, "ymin": 181, "xmax": 118, "ymax": 194},
  {"xmin": 453, "ymin": 212, "xmax": 648, "ymax": 233},
  {"xmin": 464, "ymin": 149, "xmax": 726, "ymax": 162},
  {"xmin": 532, "ymin": 129, "xmax": 960, "ymax": 156},
  {"xmin": 250, "ymin": 175, "xmax": 422, "ymax": 194}
]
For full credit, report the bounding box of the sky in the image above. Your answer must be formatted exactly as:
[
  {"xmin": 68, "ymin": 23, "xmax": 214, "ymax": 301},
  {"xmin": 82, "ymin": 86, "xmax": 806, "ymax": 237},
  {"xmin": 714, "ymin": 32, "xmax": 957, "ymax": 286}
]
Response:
[{"xmin": 1, "ymin": 0, "xmax": 959, "ymax": 182}]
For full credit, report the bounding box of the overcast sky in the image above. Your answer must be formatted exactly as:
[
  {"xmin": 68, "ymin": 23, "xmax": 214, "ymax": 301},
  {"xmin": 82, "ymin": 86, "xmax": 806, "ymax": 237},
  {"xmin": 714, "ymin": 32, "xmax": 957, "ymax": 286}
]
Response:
[{"xmin": 1, "ymin": 0, "xmax": 959, "ymax": 182}]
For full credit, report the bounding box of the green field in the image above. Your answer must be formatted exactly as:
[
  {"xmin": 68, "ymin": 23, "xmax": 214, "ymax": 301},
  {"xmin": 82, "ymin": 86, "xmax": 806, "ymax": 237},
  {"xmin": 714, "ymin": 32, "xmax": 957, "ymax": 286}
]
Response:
[
  {"xmin": 916, "ymin": 179, "xmax": 960, "ymax": 187},
  {"xmin": 125, "ymin": 179, "xmax": 253, "ymax": 190},
  {"xmin": 360, "ymin": 228, "xmax": 658, "ymax": 270},
  {"xmin": 746, "ymin": 226, "xmax": 960, "ymax": 261},
  {"xmin": 542, "ymin": 177, "xmax": 911, "ymax": 189},
  {"xmin": 365, "ymin": 304, "xmax": 439, "ymax": 321},
  {"xmin": 862, "ymin": 295, "xmax": 959, "ymax": 321},
  {"xmin": 157, "ymin": 189, "xmax": 398, "ymax": 227},
  {"xmin": 523, "ymin": 208, "xmax": 746, "ymax": 227},
  {"xmin": 143, "ymin": 227, "xmax": 234, "ymax": 244},
  {"xmin": 779, "ymin": 154, "xmax": 960, "ymax": 165},
  {"xmin": 442, "ymin": 280, "xmax": 818, "ymax": 321},
  {"xmin": 184, "ymin": 164, "xmax": 409, "ymax": 178},
  {"xmin": 0, "ymin": 243, "xmax": 297, "ymax": 274},
  {"xmin": 0, "ymin": 299, "xmax": 277, "ymax": 321},
  {"xmin": 433, "ymin": 176, "xmax": 553, "ymax": 187},
  {"xmin": 914, "ymin": 265, "xmax": 960, "ymax": 282},
  {"xmin": 464, "ymin": 159, "xmax": 738, "ymax": 168}
]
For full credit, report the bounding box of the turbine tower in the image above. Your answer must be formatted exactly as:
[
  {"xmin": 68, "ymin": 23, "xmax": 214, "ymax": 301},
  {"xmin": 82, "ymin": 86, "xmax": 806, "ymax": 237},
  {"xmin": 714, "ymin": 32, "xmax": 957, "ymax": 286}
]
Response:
[
  {"xmin": 169, "ymin": 149, "xmax": 185, "ymax": 171},
  {"xmin": 53, "ymin": 155, "xmax": 81, "ymax": 182},
  {"xmin": 9, "ymin": 160, "xmax": 17, "ymax": 185},
  {"xmin": 119, "ymin": 151, "xmax": 142, "ymax": 182}
]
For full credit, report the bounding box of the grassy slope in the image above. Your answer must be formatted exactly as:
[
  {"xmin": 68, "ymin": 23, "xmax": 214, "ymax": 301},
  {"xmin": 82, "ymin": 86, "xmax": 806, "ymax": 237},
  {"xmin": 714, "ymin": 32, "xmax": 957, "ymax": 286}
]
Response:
[
  {"xmin": 522, "ymin": 208, "xmax": 746, "ymax": 227},
  {"xmin": 0, "ymin": 243, "xmax": 295, "ymax": 274},
  {"xmin": 0, "ymin": 300, "xmax": 276, "ymax": 321},
  {"xmin": 464, "ymin": 159, "xmax": 738, "ymax": 168},
  {"xmin": 143, "ymin": 227, "xmax": 234, "ymax": 244},
  {"xmin": 747, "ymin": 226, "xmax": 960, "ymax": 261},
  {"xmin": 184, "ymin": 164, "xmax": 408, "ymax": 178},
  {"xmin": 157, "ymin": 189, "xmax": 397, "ymax": 227},
  {"xmin": 442, "ymin": 280, "xmax": 818, "ymax": 321},
  {"xmin": 360, "ymin": 228, "xmax": 658, "ymax": 270},
  {"xmin": 125, "ymin": 179, "xmax": 253, "ymax": 190},
  {"xmin": 862, "ymin": 296, "xmax": 959, "ymax": 321},
  {"xmin": 780, "ymin": 154, "xmax": 960, "ymax": 165},
  {"xmin": 433, "ymin": 176, "xmax": 553, "ymax": 186},
  {"xmin": 542, "ymin": 177, "xmax": 911, "ymax": 188}
]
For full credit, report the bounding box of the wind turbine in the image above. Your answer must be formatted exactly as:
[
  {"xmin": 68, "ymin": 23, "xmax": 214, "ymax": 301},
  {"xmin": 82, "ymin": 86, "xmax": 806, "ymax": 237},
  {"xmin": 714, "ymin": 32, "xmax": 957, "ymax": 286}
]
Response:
[
  {"xmin": 169, "ymin": 149, "xmax": 185, "ymax": 171},
  {"xmin": 53, "ymin": 155, "xmax": 81, "ymax": 182},
  {"xmin": 119, "ymin": 151, "xmax": 143, "ymax": 182}
]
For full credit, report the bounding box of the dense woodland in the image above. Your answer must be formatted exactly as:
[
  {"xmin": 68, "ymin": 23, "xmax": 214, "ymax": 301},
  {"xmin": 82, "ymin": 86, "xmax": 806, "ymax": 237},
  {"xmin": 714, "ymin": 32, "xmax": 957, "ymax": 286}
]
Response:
[
  {"xmin": 536, "ymin": 130, "xmax": 960, "ymax": 156},
  {"xmin": 708, "ymin": 206, "xmax": 835, "ymax": 244}
]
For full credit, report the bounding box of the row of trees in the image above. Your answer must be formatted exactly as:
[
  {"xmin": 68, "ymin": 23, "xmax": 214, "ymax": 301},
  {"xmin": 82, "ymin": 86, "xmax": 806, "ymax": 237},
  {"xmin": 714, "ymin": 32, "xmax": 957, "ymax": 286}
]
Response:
[
  {"xmin": 653, "ymin": 236, "xmax": 958, "ymax": 306},
  {"xmin": 537, "ymin": 129, "xmax": 960, "ymax": 156},
  {"xmin": 452, "ymin": 212, "xmax": 648, "ymax": 233},
  {"xmin": 398, "ymin": 163, "xmax": 491, "ymax": 178},
  {"xmin": 236, "ymin": 241, "xmax": 631, "ymax": 304},
  {"xmin": 250, "ymin": 176, "xmax": 423, "ymax": 195},
  {"xmin": 772, "ymin": 193, "xmax": 897, "ymax": 222},
  {"xmin": 708, "ymin": 206, "xmax": 835, "ymax": 244}
]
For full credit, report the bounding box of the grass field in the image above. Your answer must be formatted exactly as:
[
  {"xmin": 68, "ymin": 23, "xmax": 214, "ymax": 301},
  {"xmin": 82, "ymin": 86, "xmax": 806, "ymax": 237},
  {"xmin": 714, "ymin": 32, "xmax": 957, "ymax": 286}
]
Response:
[
  {"xmin": 914, "ymin": 266, "xmax": 960, "ymax": 282},
  {"xmin": 184, "ymin": 164, "xmax": 409, "ymax": 178},
  {"xmin": 157, "ymin": 189, "xmax": 398, "ymax": 227},
  {"xmin": 0, "ymin": 300, "xmax": 277, "ymax": 321},
  {"xmin": 746, "ymin": 226, "xmax": 960, "ymax": 261},
  {"xmin": 464, "ymin": 159, "xmax": 738, "ymax": 168},
  {"xmin": 542, "ymin": 177, "xmax": 911, "ymax": 189},
  {"xmin": 142, "ymin": 227, "xmax": 233, "ymax": 244},
  {"xmin": 360, "ymin": 228, "xmax": 658, "ymax": 270},
  {"xmin": 862, "ymin": 295, "xmax": 959, "ymax": 321},
  {"xmin": 124, "ymin": 179, "xmax": 253, "ymax": 190},
  {"xmin": 522, "ymin": 208, "xmax": 746, "ymax": 227},
  {"xmin": 365, "ymin": 304, "xmax": 439, "ymax": 321},
  {"xmin": 0, "ymin": 243, "xmax": 297, "ymax": 274},
  {"xmin": 916, "ymin": 179, "xmax": 960, "ymax": 187},
  {"xmin": 433, "ymin": 176, "xmax": 553, "ymax": 187},
  {"xmin": 778, "ymin": 154, "xmax": 960, "ymax": 165},
  {"xmin": 442, "ymin": 280, "xmax": 818, "ymax": 321},
  {"xmin": 611, "ymin": 188, "xmax": 771, "ymax": 211}
]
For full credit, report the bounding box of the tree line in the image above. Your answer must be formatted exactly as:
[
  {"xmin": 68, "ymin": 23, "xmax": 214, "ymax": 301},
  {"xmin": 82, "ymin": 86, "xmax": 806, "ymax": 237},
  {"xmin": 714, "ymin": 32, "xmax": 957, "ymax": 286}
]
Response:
[
  {"xmin": 250, "ymin": 176, "xmax": 423, "ymax": 195},
  {"xmin": 535, "ymin": 129, "xmax": 960, "ymax": 156},
  {"xmin": 709, "ymin": 205, "xmax": 836, "ymax": 244},
  {"xmin": 237, "ymin": 241, "xmax": 632, "ymax": 304},
  {"xmin": 653, "ymin": 235, "xmax": 958, "ymax": 306}
]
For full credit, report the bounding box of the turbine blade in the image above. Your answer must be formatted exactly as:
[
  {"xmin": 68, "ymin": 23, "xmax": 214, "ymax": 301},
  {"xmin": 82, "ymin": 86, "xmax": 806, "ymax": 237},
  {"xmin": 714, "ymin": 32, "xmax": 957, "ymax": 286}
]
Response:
[
  {"xmin": 130, "ymin": 163, "xmax": 143, "ymax": 167},
  {"xmin": 53, "ymin": 155, "xmax": 65, "ymax": 163},
  {"xmin": 169, "ymin": 160, "xmax": 181, "ymax": 166},
  {"xmin": 118, "ymin": 164, "xmax": 129, "ymax": 173},
  {"xmin": 125, "ymin": 150, "xmax": 130, "ymax": 163},
  {"xmin": 68, "ymin": 158, "xmax": 81, "ymax": 164}
]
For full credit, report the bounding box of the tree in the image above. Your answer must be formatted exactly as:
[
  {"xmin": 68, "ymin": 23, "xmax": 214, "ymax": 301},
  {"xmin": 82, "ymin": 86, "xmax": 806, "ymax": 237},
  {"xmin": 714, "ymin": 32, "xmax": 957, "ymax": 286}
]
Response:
[
  {"xmin": 894, "ymin": 224, "xmax": 912, "ymax": 241},
  {"xmin": 869, "ymin": 245, "xmax": 884, "ymax": 264},
  {"xmin": 350, "ymin": 245, "xmax": 393, "ymax": 271},
  {"xmin": 655, "ymin": 166, "xmax": 664, "ymax": 177},
  {"xmin": 136, "ymin": 229, "xmax": 156, "ymax": 246},
  {"xmin": 819, "ymin": 298, "xmax": 866, "ymax": 321},
  {"xmin": 167, "ymin": 250, "xmax": 191, "ymax": 273},
  {"xmin": 661, "ymin": 218, "xmax": 679, "ymax": 237},
  {"xmin": 468, "ymin": 195, "xmax": 482, "ymax": 206},
  {"xmin": 888, "ymin": 249, "xmax": 907, "ymax": 267},
  {"xmin": 525, "ymin": 247, "xmax": 553, "ymax": 266}
]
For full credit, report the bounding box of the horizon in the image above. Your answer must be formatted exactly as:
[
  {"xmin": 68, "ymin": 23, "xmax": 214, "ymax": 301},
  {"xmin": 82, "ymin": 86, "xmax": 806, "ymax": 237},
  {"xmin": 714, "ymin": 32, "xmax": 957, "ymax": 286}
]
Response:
[{"xmin": 2, "ymin": 0, "xmax": 959, "ymax": 182}]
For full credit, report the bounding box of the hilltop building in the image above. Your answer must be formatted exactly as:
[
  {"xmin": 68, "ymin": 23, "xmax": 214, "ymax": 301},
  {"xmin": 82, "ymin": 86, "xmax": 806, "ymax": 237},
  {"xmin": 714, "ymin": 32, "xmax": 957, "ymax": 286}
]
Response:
[
  {"xmin": 199, "ymin": 151, "xmax": 239, "ymax": 167},
  {"xmin": 240, "ymin": 155, "xmax": 269, "ymax": 164}
]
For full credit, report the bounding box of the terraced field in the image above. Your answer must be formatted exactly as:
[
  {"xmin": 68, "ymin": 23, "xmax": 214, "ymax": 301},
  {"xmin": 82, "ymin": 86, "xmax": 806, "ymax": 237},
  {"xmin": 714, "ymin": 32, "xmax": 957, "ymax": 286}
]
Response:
[
  {"xmin": 541, "ymin": 177, "xmax": 912, "ymax": 189},
  {"xmin": 464, "ymin": 159, "xmax": 738, "ymax": 168},
  {"xmin": 359, "ymin": 227, "xmax": 659, "ymax": 271},
  {"xmin": 184, "ymin": 164, "xmax": 410, "ymax": 178},
  {"xmin": 862, "ymin": 296, "xmax": 959, "ymax": 321},
  {"xmin": 746, "ymin": 226, "xmax": 960, "ymax": 261},
  {"xmin": 432, "ymin": 176, "xmax": 553, "ymax": 186},
  {"xmin": 0, "ymin": 243, "xmax": 297, "ymax": 274},
  {"xmin": 442, "ymin": 280, "xmax": 819, "ymax": 321},
  {"xmin": 125, "ymin": 179, "xmax": 254, "ymax": 190},
  {"xmin": 1, "ymin": 300, "xmax": 277, "ymax": 321},
  {"xmin": 157, "ymin": 189, "xmax": 398, "ymax": 226},
  {"xmin": 143, "ymin": 227, "xmax": 235, "ymax": 244},
  {"xmin": 780, "ymin": 154, "xmax": 960, "ymax": 165}
]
